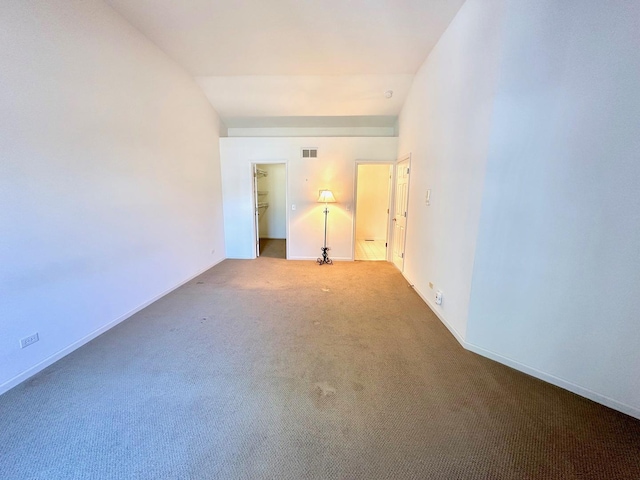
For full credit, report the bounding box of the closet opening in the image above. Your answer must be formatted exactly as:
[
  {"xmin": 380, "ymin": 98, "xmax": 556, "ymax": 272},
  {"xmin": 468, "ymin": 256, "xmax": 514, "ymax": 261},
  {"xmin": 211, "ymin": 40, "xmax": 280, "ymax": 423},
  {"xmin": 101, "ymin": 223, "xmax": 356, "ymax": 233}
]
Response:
[
  {"xmin": 353, "ymin": 162, "xmax": 393, "ymax": 261},
  {"xmin": 253, "ymin": 163, "xmax": 287, "ymax": 259}
]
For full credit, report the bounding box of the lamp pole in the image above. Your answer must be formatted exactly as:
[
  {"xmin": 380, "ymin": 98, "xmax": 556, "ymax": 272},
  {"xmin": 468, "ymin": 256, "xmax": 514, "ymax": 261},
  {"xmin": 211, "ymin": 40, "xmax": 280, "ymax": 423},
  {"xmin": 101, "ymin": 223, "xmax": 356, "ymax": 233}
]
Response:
[{"xmin": 317, "ymin": 203, "xmax": 332, "ymax": 265}]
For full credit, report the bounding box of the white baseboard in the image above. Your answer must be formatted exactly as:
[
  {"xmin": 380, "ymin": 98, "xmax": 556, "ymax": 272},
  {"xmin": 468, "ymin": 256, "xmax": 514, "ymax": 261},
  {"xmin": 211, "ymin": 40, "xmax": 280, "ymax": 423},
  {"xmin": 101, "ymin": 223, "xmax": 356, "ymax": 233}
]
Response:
[
  {"xmin": 0, "ymin": 258, "xmax": 224, "ymax": 396},
  {"xmin": 401, "ymin": 271, "xmax": 640, "ymax": 420},
  {"xmin": 400, "ymin": 271, "xmax": 466, "ymax": 346},
  {"xmin": 287, "ymin": 256, "xmax": 353, "ymax": 261},
  {"xmin": 465, "ymin": 342, "xmax": 640, "ymax": 420}
]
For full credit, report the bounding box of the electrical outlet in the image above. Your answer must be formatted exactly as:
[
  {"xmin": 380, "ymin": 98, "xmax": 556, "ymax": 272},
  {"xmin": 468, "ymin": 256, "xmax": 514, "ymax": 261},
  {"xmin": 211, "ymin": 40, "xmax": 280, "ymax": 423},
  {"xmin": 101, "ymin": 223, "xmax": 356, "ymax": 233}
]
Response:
[
  {"xmin": 20, "ymin": 333, "xmax": 39, "ymax": 349},
  {"xmin": 435, "ymin": 290, "xmax": 443, "ymax": 306},
  {"xmin": 429, "ymin": 282, "xmax": 434, "ymax": 289}
]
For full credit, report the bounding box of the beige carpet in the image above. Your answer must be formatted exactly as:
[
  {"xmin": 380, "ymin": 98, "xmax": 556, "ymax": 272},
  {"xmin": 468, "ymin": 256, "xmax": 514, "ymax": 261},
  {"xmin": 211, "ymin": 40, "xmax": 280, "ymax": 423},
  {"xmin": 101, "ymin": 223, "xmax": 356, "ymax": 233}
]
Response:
[
  {"xmin": 1, "ymin": 258, "xmax": 639, "ymax": 479},
  {"xmin": 259, "ymin": 238, "xmax": 286, "ymax": 259}
]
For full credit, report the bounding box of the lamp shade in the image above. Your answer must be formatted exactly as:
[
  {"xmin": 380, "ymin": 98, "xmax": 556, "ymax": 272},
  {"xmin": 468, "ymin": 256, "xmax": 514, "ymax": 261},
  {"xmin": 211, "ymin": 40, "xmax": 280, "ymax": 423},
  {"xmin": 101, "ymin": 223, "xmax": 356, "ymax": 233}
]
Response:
[{"xmin": 317, "ymin": 190, "xmax": 336, "ymax": 203}]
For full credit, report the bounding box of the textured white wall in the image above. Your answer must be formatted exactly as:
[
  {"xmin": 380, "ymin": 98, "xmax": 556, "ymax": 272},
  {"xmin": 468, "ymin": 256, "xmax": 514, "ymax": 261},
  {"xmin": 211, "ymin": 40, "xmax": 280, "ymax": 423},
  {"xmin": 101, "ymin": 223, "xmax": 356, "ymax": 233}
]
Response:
[
  {"xmin": 396, "ymin": 0, "xmax": 507, "ymax": 340},
  {"xmin": 466, "ymin": 0, "xmax": 640, "ymax": 417},
  {"xmin": 355, "ymin": 165, "xmax": 391, "ymax": 241},
  {"xmin": 0, "ymin": 0, "xmax": 225, "ymax": 393},
  {"xmin": 220, "ymin": 138, "xmax": 398, "ymax": 260},
  {"xmin": 257, "ymin": 164, "xmax": 286, "ymax": 239}
]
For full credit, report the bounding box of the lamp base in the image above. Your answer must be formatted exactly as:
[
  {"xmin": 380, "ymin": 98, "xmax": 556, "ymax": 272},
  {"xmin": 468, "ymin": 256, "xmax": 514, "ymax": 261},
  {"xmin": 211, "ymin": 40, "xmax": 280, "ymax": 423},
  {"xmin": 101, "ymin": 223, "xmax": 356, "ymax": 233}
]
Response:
[{"xmin": 317, "ymin": 247, "xmax": 333, "ymax": 265}]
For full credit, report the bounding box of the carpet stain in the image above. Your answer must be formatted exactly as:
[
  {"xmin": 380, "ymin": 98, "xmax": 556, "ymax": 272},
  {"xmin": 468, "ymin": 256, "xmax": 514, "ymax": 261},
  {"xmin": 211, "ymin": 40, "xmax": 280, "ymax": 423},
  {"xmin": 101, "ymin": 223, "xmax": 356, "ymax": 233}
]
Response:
[
  {"xmin": 25, "ymin": 370, "xmax": 55, "ymax": 388},
  {"xmin": 314, "ymin": 382, "xmax": 336, "ymax": 396},
  {"xmin": 352, "ymin": 382, "xmax": 365, "ymax": 392},
  {"xmin": 312, "ymin": 381, "xmax": 337, "ymax": 409}
]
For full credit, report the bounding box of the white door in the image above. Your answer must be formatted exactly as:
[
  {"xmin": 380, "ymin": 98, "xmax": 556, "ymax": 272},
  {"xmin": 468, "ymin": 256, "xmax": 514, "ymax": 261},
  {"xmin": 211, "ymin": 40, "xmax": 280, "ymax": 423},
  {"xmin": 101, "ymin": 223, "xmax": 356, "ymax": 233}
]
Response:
[
  {"xmin": 253, "ymin": 164, "xmax": 260, "ymax": 257},
  {"xmin": 392, "ymin": 158, "xmax": 410, "ymax": 271}
]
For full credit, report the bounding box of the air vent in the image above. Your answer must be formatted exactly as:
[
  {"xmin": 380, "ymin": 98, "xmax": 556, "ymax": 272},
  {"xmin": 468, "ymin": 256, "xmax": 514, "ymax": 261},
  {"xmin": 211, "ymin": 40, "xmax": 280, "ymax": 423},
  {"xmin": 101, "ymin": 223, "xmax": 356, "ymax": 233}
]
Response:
[{"xmin": 301, "ymin": 148, "xmax": 318, "ymax": 158}]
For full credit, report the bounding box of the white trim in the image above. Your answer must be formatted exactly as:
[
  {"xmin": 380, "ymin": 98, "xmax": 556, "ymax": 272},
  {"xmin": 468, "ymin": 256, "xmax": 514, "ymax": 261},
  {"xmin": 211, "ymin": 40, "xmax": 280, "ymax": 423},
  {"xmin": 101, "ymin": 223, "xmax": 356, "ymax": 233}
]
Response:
[
  {"xmin": 401, "ymin": 271, "xmax": 466, "ymax": 346},
  {"xmin": 0, "ymin": 258, "xmax": 225, "ymax": 396},
  {"xmin": 252, "ymin": 163, "xmax": 260, "ymax": 258},
  {"xmin": 465, "ymin": 342, "xmax": 640, "ymax": 420},
  {"xmin": 287, "ymin": 256, "xmax": 353, "ymax": 262}
]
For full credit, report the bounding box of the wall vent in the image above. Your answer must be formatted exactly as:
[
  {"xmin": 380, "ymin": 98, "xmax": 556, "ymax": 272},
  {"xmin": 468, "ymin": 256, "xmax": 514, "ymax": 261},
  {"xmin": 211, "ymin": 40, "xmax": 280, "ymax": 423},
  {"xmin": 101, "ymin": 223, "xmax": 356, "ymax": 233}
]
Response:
[{"xmin": 301, "ymin": 148, "xmax": 318, "ymax": 158}]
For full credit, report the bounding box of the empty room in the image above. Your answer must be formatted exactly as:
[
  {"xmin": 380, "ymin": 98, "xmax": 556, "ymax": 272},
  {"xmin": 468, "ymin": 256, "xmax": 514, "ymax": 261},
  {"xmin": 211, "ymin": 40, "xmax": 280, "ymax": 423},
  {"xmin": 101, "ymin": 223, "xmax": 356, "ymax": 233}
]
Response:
[{"xmin": 1, "ymin": 1, "xmax": 639, "ymax": 479}]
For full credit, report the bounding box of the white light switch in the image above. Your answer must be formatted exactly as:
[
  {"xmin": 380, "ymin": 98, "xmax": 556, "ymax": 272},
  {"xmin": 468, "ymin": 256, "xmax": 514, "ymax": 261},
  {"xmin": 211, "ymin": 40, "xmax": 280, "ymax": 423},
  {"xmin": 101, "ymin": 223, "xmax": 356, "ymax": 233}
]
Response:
[{"xmin": 425, "ymin": 189, "xmax": 431, "ymax": 206}]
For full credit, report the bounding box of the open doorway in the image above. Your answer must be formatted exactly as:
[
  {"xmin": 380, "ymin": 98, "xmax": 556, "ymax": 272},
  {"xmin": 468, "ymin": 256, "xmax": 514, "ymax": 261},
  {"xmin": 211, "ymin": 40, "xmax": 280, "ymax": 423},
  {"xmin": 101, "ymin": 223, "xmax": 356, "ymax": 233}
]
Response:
[
  {"xmin": 253, "ymin": 163, "xmax": 287, "ymax": 259},
  {"xmin": 354, "ymin": 163, "xmax": 393, "ymax": 261}
]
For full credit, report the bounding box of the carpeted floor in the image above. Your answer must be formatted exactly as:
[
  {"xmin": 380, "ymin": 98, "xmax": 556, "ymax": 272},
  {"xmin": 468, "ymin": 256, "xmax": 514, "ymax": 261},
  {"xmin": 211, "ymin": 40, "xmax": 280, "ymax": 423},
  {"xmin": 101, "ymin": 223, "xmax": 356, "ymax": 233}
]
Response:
[
  {"xmin": 1, "ymin": 259, "xmax": 639, "ymax": 479},
  {"xmin": 259, "ymin": 238, "xmax": 286, "ymax": 259}
]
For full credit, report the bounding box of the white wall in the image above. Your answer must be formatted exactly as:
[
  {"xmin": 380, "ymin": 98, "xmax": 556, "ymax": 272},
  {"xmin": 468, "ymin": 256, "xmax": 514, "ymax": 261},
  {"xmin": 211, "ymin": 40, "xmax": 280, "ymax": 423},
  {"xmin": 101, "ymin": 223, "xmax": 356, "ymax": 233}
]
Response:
[
  {"xmin": 355, "ymin": 164, "xmax": 390, "ymax": 241},
  {"xmin": 399, "ymin": 0, "xmax": 640, "ymax": 418},
  {"xmin": 0, "ymin": 0, "xmax": 225, "ymax": 393},
  {"xmin": 465, "ymin": 0, "xmax": 640, "ymax": 417},
  {"xmin": 257, "ymin": 164, "xmax": 286, "ymax": 239},
  {"xmin": 396, "ymin": 0, "xmax": 507, "ymax": 341},
  {"xmin": 220, "ymin": 138, "xmax": 398, "ymax": 260}
]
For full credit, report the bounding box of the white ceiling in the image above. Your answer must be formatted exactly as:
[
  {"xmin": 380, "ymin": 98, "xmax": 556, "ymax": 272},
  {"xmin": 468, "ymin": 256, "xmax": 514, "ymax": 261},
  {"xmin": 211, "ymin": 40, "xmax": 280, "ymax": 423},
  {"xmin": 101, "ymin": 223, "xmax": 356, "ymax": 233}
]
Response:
[
  {"xmin": 105, "ymin": 0, "xmax": 465, "ymax": 124},
  {"xmin": 195, "ymin": 74, "xmax": 414, "ymax": 119},
  {"xmin": 222, "ymin": 116, "xmax": 398, "ymax": 129}
]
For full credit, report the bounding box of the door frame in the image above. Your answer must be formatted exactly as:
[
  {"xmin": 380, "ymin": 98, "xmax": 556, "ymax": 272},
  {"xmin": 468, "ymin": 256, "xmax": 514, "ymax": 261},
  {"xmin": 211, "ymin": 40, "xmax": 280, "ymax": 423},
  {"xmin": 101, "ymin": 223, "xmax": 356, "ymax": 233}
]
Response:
[
  {"xmin": 392, "ymin": 153, "xmax": 411, "ymax": 272},
  {"xmin": 251, "ymin": 160, "xmax": 289, "ymax": 260},
  {"xmin": 352, "ymin": 160, "xmax": 395, "ymax": 262}
]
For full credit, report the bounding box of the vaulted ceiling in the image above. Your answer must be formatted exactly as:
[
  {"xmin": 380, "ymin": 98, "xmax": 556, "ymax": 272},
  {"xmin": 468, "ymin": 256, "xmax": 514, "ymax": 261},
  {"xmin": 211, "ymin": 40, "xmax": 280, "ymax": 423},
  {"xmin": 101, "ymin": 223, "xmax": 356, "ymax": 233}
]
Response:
[{"xmin": 105, "ymin": 0, "xmax": 465, "ymax": 125}]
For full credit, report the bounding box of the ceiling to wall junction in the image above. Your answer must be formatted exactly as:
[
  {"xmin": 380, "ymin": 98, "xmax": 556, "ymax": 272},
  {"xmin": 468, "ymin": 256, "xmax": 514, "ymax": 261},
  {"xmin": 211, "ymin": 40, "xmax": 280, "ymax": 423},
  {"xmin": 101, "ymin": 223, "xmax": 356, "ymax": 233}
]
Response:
[{"xmin": 105, "ymin": 0, "xmax": 466, "ymax": 126}]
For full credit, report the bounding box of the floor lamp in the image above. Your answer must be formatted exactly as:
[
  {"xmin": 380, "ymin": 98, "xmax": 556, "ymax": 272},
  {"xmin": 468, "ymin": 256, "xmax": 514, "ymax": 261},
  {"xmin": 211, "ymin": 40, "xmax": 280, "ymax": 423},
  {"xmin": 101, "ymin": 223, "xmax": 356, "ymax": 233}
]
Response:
[{"xmin": 317, "ymin": 189, "xmax": 336, "ymax": 265}]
